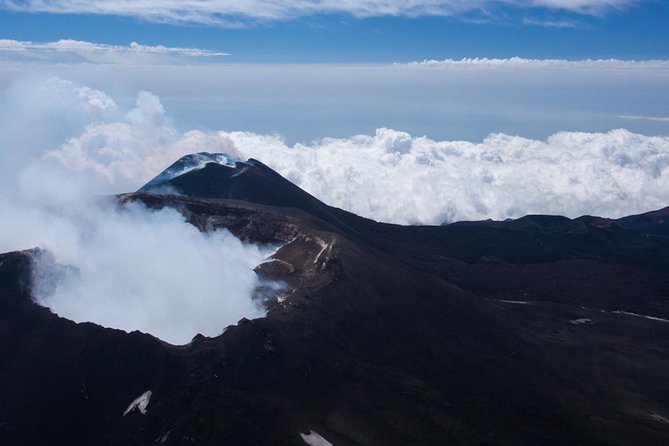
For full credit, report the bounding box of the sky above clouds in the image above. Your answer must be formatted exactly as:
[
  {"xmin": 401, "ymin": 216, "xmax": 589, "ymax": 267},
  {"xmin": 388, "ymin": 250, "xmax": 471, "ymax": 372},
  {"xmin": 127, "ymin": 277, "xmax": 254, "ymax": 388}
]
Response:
[{"xmin": 1, "ymin": 57, "xmax": 665, "ymax": 143}]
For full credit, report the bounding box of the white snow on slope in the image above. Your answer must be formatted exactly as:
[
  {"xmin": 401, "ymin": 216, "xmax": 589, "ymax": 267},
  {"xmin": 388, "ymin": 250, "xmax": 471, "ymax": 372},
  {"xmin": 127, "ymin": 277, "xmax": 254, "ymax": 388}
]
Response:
[
  {"xmin": 300, "ymin": 430, "xmax": 333, "ymax": 446},
  {"xmin": 123, "ymin": 390, "xmax": 152, "ymax": 416},
  {"xmin": 650, "ymin": 413, "xmax": 669, "ymax": 424},
  {"xmin": 570, "ymin": 318, "xmax": 592, "ymax": 324},
  {"xmin": 611, "ymin": 311, "xmax": 669, "ymax": 324}
]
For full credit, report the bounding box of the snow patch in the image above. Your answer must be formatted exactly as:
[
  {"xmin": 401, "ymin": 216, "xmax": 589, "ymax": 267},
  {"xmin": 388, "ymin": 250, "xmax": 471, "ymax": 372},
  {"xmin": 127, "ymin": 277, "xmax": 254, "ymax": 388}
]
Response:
[
  {"xmin": 570, "ymin": 318, "xmax": 592, "ymax": 325},
  {"xmin": 140, "ymin": 152, "xmax": 240, "ymax": 193},
  {"xmin": 650, "ymin": 413, "xmax": 669, "ymax": 424},
  {"xmin": 499, "ymin": 300, "xmax": 529, "ymax": 305},
  {"xmin": 300, "ymin": 430, "xmax": 333, "ymax": 446},
  {"xmin": 313, "ymin": 238, "xmax": 332, "ymax": 265},
  {"xmin": 123, "ymin": 390, "xmax": 152, "ymax": 416},
  {"xmin": 611, "ymin": 311, "xmax": 669, "ymax": 324},
  {"xmin": 155, "ymin": 430, "xmax": 171, "ymax": 443}
]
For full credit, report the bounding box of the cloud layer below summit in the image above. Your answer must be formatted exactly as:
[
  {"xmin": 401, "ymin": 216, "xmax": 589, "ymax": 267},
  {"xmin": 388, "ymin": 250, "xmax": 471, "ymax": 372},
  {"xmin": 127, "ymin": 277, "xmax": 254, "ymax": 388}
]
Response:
[{"xmin": 2, "ymin": 76, "xmax": 668, "ymax": 225}]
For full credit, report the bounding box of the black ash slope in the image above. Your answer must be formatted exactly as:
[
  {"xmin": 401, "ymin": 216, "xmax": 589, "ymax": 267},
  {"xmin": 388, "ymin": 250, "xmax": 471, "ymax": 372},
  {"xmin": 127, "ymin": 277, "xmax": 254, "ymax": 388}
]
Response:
[{"xmin": 2, "ymin": 156, "xmax": 669, "ymax": 445}]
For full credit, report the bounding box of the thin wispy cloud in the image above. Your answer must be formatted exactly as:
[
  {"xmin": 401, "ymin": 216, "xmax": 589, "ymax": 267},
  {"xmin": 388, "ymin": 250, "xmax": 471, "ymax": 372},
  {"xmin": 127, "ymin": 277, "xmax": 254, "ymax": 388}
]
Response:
[
  {"xmin": 522, "ymin": 17, "xmax": 581, "ymax": 28},
  {"xmin": 620, "ymin": 115, "xmax": 669, "ymax": 122},
  {"xmin": 533, "ymin": 0, "xmax": 636, "ymax": 14},
  {"xmin": 0, "ymin": 39, "xmax": 229, "ymax": 64},
  {"xmin": 401, "ymin": 57, "xmax": 669, "ymax": 69},
  {"xmin": 0, "ymin": 0, "xmax": 642, "ymax": 25}
]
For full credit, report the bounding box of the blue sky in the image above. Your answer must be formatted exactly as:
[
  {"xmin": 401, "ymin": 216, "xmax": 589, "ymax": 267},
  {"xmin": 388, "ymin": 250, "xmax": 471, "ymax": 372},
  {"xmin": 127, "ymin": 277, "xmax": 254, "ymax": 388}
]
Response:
[{"xmin": 0, "ymin": 1, "xmax": 668, "ymax": 62}]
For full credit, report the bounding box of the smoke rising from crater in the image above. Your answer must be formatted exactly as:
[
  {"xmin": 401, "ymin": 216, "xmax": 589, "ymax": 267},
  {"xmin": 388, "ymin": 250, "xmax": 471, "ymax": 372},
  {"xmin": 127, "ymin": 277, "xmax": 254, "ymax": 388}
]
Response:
[
  {"xmin": 0, "ymin": 76, "xmax": 272, "ymax": 344},
  {"xmin": 29, "ymin": 202, "xmax": 273, "ymax": 345}
]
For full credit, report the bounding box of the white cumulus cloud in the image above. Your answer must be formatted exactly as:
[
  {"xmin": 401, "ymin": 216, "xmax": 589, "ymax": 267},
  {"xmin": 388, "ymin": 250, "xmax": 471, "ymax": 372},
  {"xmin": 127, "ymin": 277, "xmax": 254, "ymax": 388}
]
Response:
[
  {"xmin": 47, "ymin": 90, "xmax": 239, "ymax": 193},
  {"xmin": 224, "ymin": 128, "xmax": 669, "ymax": 224}
]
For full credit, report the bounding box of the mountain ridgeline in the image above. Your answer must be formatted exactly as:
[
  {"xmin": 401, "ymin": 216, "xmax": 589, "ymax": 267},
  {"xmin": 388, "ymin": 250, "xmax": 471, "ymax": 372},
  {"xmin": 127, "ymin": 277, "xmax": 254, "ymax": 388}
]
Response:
[{"xmin": 2, "ymin": 153, "xmax": 669, "ymax": 445}]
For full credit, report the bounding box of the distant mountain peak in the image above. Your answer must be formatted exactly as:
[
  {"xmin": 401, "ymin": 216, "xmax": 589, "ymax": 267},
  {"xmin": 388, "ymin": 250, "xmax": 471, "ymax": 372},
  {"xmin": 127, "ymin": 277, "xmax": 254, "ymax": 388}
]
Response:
[
  {"xmin": 139, "ymin": 152, "xmax": 241, "ymax": 193},
  {"xmin": 137, "ymin": 151, "xmax": 329, "ymax": 215}
]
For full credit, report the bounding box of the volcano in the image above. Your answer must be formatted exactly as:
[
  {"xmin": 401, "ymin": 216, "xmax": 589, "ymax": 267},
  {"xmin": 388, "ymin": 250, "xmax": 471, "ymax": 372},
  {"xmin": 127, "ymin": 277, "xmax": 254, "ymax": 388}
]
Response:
[{"xmin": 2, "ymin": 154, "xmax": 669, "ymax": 445}]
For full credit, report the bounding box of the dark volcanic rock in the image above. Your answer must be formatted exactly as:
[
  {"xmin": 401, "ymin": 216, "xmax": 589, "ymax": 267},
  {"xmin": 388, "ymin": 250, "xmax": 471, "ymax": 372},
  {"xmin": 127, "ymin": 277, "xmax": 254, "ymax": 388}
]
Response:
[
  {"xmin": 617, "ymin": 205, "xmax": 669, "ymax": 240},
  {"xmin": 2, "ymin": 154, "xmax": 669, "ymax": 445}
]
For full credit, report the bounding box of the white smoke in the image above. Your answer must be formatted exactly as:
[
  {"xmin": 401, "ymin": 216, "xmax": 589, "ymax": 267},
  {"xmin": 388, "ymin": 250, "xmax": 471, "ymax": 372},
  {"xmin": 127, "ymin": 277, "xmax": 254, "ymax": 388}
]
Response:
[
  {"xmin": 29, "ymin": 202, "xmax": 272, "ymax": 345},
  {"xmin": 0, "ymin": 76, "xmax": 271, "ymax": 345}
]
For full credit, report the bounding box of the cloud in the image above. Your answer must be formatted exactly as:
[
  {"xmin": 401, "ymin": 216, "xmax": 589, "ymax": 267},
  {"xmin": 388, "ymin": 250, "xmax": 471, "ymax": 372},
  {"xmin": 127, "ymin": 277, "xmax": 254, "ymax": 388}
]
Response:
[
  {"xmin": 0, "ymin": 0, "xmax": 641, "ymax": 25},
  {"xmin": 46, "ymin": 89, "xmax": 241, "ymax": 193},
  {"xmin": 620, "ymin": 115, "xmax": 669, "ymax": 123},
  {"xmin": 0, "ymin": 39, "xmax": 229, "ymax": 64},
  {"xmin": 16, "ymin": 77, "xmax": 666, "ymax": 226},
  {"xmin": 0, "ymin": 77, "xmax": 238, "ymax": 194},
  {"xmin": 522, "ymin": 17, "xmax": 581, "ymax": 28},
  {"xmin": 0, "ymin": 76, "xmax": 118, "ymax": 182},
  {"xmin": 532, "ymin": 0, "xmax": 635, "ymax": 14},
  {"xmin": 0, "ymin": 56, "xmax": 667, "ymax": 144},
  {"xmin": 401, "ymin": 57, "xmax": 669, "ymax": 69},
  {"xmin": 223, "ymin": 128, "xmax": 669, "ymax": 224}
]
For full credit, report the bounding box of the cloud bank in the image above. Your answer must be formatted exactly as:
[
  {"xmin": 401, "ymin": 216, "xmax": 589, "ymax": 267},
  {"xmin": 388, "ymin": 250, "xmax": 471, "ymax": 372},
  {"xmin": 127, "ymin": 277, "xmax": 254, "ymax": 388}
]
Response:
[
  {"xmin": 11, "ymin": 76, "xmax": 667, "ymax": 226},
  {"xmin": 225, "ymin": 128, "xmax": 669, "ymax": 224},
  {"xmin": 0, "ymin": 39, "xmax": 228, "ymax": 64},
  {"xmin": 0, "ymin": 0, "xmax": 640, "ymax": 25},
  {"xmin": 402, "ymin": 57, "xmax": 669, "ymax": 69}
]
